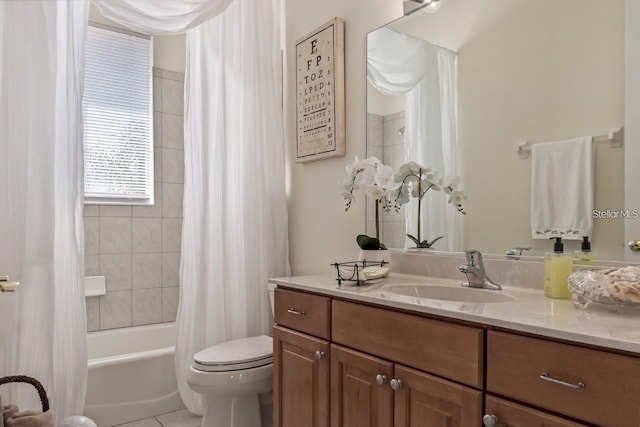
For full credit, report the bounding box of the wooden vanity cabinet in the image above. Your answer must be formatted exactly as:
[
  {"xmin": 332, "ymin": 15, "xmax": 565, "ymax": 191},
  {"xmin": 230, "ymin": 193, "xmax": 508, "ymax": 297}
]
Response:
[
  {"xmin": 274, "ymin": 285, "xmax": 640, "ymax": 427},
  {"xmin": 486, "ymin": 330, "xmax": 640, "ymax": 427},
  {"xmin": 483, "ymin": 396, "xmax": 588, "ymax": 427},
  {"xmin": 331, "ymin": 300, "xmax": 483, "ymax": 427},
  {"xmin": 273, "ymin": 288, "xmax": 332, "ymax": 427}
]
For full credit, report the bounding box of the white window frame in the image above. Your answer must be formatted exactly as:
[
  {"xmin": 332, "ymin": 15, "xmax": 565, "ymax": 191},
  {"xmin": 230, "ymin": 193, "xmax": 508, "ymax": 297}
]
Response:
[{"xmin": 83, "ymin": 22, "xmax": 154, "ymax": 206}]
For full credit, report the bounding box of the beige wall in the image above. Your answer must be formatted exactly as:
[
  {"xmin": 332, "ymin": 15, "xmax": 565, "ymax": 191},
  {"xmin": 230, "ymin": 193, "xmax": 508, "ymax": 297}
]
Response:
[
  {"xmin": 458, "ymin": 0, "xmax": 625, "ymax": 259},
  {"xmin": 285, "ymin": 1, "xmax": 401, "ymax": 274}
]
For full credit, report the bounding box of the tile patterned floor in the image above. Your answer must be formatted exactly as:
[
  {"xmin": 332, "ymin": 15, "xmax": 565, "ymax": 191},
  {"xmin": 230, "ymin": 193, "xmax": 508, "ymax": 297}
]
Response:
[{"xmin": 115, "ymin": 409, "xmax": 202, "ymax": 427}]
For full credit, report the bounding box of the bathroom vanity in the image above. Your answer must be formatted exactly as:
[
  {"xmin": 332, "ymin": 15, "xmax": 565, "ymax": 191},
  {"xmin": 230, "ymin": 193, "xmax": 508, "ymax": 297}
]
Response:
[{"xmin": 270, "ymin": 273, "xmax": 640, "ymax": 427}]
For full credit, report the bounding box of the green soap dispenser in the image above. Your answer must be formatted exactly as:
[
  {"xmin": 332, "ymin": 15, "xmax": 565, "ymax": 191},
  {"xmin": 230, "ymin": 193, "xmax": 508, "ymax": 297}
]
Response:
[
  {"xmin": 574, "ymin": 236, "xmax": 598, "ymax": 265},
  {"xmin": 544, "ymin": 237, "xmax": 573, "ymax": 299}
]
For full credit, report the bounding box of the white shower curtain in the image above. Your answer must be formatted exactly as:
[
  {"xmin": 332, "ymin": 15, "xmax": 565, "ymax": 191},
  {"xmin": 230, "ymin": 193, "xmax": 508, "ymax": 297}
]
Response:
[
  {"xmin": 95, "ymin": 0, "xmax": 290, "ymax": 415},
  {"xmin": 368, "ymin": 28, "xmax": 461, "ymax": 251},
  {"xmin": 177, "ymin": 0, "xmax": 289, "ymax": 413},
  {"xmin": 0, "ymin": 1, "xmax": 89, "ymax": 424}
]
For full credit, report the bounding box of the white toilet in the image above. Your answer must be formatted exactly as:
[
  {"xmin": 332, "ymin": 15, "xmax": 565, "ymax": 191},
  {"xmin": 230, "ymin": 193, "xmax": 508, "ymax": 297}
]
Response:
[{"xmin": 187, "ymin": 283, "xmax": 277, "ymax": 427}]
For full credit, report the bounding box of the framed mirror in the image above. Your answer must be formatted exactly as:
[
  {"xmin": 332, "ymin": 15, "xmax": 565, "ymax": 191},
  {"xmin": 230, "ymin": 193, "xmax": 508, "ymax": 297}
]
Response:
[{"xmin": 366, "ymin": 0, "xmax": 626, "ymax": 260}]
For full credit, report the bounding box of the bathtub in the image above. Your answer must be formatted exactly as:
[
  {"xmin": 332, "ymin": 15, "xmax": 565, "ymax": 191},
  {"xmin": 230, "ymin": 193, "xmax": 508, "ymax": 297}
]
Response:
[{"xmin": 84, "ymin": 323, "xmax": 185, "ymax": 427}]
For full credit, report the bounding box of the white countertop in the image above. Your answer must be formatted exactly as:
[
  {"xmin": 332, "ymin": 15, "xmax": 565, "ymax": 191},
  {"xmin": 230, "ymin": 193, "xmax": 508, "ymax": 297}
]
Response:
[{"xmin": 269, "ymin": 273, "xmax": 640, "ymax": 355}]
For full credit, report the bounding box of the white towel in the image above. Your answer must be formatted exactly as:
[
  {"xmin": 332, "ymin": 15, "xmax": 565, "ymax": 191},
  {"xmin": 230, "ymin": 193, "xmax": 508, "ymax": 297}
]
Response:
[{"xmin": 531, "ymin": 136, "xmax": 594, "ymax": 240}]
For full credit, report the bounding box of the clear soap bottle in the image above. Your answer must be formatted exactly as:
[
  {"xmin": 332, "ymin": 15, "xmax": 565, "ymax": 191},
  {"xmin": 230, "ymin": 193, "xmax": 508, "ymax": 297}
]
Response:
[
  {"xmin": 544, "ymin": 237, "xmax": 573, "ymax": 299},
  {"xmin": 574, "ymin": 236, "xmax": 598, "ymax": 266}
]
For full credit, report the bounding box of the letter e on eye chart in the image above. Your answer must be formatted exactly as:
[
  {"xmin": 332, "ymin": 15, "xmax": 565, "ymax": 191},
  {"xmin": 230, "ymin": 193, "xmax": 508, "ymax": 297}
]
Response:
[{"xmin": 296, "ymin": 18, "xmax": 345, "ymax": 163}]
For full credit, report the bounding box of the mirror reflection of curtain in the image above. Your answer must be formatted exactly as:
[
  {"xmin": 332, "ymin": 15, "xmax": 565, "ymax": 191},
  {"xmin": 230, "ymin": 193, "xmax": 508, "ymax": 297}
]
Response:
[{"xmin": 367, "ymin": 28, "xmax": 460, "ymax": 250}]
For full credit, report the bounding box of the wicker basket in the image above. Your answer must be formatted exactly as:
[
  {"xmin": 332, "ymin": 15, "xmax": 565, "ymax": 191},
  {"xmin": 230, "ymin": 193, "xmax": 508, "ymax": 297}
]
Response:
[{"xmin": 0, "ymin": 375, "xmax": 50, "ymax": 412}]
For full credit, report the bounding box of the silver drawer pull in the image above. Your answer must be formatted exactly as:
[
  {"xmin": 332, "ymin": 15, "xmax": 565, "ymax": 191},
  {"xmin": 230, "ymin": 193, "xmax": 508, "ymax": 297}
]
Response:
[
  {"xmin": 287, "ymin": 308, "xmax": 306, "ymax": 316},
  {"xmin": 375, "ymin": 374, "xmax": 387, "ymax": 385},
  {"xmin": 314, "ymin": 351, "xmax": 325, "ymax": 360},
  {"xmin": 482, "ymin": 415, "xmax": 498, "ymax": 427},
  {"xmin": 540, "ymin": 372, "xmax": 585, "ymax": 389}
]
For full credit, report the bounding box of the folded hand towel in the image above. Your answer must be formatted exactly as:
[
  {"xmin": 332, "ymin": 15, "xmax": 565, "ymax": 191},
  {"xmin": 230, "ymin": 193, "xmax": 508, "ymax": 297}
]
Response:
[{"xmin": 531, "ymin": 136, "xmax": 594, "ymax": 240}]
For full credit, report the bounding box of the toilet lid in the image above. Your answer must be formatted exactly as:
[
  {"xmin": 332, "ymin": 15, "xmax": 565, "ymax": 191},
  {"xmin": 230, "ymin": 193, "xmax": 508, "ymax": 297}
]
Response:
[{"xmin": 193, "ymin": 335, "xmax": 273, "ymax": 372}]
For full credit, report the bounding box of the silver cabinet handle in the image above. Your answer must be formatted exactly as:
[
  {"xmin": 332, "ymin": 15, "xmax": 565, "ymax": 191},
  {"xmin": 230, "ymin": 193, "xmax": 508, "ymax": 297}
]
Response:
[
  {"xmin": 314, "ymin": 351, "xmax": 325, "ymax": 360},
  {"xmin": 375, "ymin": 374, "xmax": 387, "ymax": 385},
  {"xmin": 540, "ymin": 372, "xmax": 585, "ymax": 389},
  {"xmin": 482, "ymin": 414, "xmax": 498, "ymax": 427},
  {"xmin": 287, "ymin": 308, "xmax": 306, "ymax": 315},
  {"xmin": 390, "ymin": 378, "xmax": 403, "ymax": 390},
  {"xmin": 629, "ymin": 240, "xmax": 640, "ymax": 252}
]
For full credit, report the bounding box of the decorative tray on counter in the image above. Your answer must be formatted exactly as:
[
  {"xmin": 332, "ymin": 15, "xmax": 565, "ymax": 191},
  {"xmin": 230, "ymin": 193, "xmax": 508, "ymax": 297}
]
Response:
[
  {"xmin": 331, "ymin": 260, "xmax": 390, "ymax": 286},
  {"xmin": 568, "ymin": 267, "xmax": 640, "ymax": 309}
]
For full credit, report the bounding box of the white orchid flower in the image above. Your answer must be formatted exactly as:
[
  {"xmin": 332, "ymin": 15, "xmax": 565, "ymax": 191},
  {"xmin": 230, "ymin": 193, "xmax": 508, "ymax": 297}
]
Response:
[
  {"xmin": 359, "ymin": 156, "xmax": 381, "ymax": 168},
  {"xmin": 448, "ymin": 189, "xmax": 467, "ymax": 205},
  {"xmin": 345, "ymin": 156, "xmax": 360, "ymax": 176},
  {"xmin": 365, "ymin": 184, "xmax": 385, "ymax": 200},
  {"xmin": 374, "ymin": 164, "xmax": 395, "ymax": 190},
  {"xmin": 360, "ymin": 166, "xmax": 377, "ymax": 187}
]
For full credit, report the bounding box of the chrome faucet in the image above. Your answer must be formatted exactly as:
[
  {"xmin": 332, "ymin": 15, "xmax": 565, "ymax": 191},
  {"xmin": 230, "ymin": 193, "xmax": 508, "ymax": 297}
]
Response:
[{"xmin": 458, "ymin": 250, "xmax": 502, "ymax": 290}]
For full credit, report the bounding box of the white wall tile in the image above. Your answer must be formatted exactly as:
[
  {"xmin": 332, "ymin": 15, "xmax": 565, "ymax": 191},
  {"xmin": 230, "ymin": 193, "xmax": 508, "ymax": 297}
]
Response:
[
  {"xmin": 100, "ymin": 291, "xmax": 132, "ymax": 329},
  {"xmin": 161, "ymin": 113, "xmax": 184, "ymax": 149},
  {"xmin": 100, "ymin": 205, "xmax": 131, "ymax": 217},
  {"xmin": 83, "ymin": 205, "xmax": 100, "ymax": 217},
  {"xmin": 382, "ymin": 120, "xmax": 394, "ymax": 147},
  {"xmin": 162, "ymin": 287, "xmax": 179, "ymax": 322},
  {"xmin": 162, "ymin": 183, "xmax": 183, "ymax": 218},
  {"xmin": 132, "ymin": 253, "xmax": 162, "ymax": 289},
  {"xmin": 161, "ymin": 78, "xmax": 184, "ymax": 115},
  {"xmin": 132, "ymin": 218, "xmax": 162, "ymax": 253},
  {"xmin": 132, "ymin": 288, "xmax": 162, "ymax": 326},
  {"xmin": 161, "ymin": 148, "xmax": 184, "ymax": 184},
  {"xmin": 100, "ymin": 217, "xmax": 132, "ymax": 254},
  {"xmin": 161, "ymin": 69, "xmax": 185, "ymax": 82},
  {"xmin": 153, "ymin": 76, "xmax": 162, "ymax": 113},
  {"xmin": 162, "ymin": 218, "xmax": 182, "ymax": 252},
  {"xmin": 84, "ymin": 217, "xmax": 100, "ymax": 255},
  {"xmin": 154, "ymin": 112, "xmax": 162, "ymax": 148},
  {"xmin": 85, "ymin": 255, "xmax": 100, "ymax": 276},
  {"xmin": 162, "ymin": 252, "xmax": 180, "ymax": 287},
  {"xmin": 133, "ymin": 183, "xmax": 162, "ymax": 218},
  {"xmin": 100, "ymin": 254, "xmax": 132, "ymax": 291},
  {"xmin": 86, "ymin": 297, "xmax": 100, "ymax": 332}
]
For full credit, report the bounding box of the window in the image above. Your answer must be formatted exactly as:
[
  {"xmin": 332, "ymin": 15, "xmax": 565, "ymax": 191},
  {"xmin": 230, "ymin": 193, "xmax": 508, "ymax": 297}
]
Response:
[{"xmin": 83, "ymin": 24, "xmax": 154, "ymax": 205}]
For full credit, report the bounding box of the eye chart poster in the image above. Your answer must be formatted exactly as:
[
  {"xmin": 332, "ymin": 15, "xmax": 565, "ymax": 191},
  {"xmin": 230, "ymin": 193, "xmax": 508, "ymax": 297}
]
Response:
[{"xmin": 296, "ymin": 18, "xmax": 345, "ymax": 163}]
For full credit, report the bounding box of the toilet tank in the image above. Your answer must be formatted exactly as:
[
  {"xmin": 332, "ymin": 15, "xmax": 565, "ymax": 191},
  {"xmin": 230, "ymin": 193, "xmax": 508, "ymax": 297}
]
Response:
[{"xmin": 267, "ymin": 282, "xmax": 277, "ymax": 316}]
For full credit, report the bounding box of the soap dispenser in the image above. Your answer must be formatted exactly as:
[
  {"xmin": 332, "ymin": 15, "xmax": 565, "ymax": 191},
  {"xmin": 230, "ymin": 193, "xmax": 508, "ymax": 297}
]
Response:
[
  {"xmin": 574, "ymin": 236, "xmax": 598, "ymax": 265},
  {"xmin": 544, "ymin": 237, "xmax": 573, "ymax": 299}
]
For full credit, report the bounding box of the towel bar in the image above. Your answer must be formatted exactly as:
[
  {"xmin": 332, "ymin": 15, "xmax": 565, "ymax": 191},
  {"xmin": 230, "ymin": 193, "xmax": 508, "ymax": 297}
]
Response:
[{"xmin": 516, "ymin": 127, "xmax": 624, "ymax": 159}]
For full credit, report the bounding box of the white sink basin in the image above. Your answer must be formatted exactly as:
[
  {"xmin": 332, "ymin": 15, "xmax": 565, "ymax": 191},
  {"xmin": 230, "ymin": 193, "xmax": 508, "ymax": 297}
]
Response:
[{"xmin": 382, "ymin": 284, "xmax": 514, "ymax": 303}]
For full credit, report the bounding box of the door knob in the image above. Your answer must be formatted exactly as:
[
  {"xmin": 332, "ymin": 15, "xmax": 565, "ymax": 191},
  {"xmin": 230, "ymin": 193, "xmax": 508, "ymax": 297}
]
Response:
[
  {"xmin": 0, "ymin": 276, "xmax": 19, "ymax": 292},
  {"xmin": 375, "ymin": 374, "xmax": 387, "ymax": 385},
  {"xmin": 629, "ymin": 240, "xmax": 640, "ymax": 252},
  {"xmin": 390, "ymin": 378, "xmax": 403, "ymax": 390},
  {"xmin": 314, "ymin": 351, "xmax": 325, "ymax": 360},
  {"xmin": 482, "ymin": 414, "xmax": 498, "ymax": 427}
]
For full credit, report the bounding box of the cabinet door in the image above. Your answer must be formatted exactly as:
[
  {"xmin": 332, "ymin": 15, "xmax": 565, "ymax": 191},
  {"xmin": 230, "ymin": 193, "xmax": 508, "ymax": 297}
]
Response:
[
  {"xmin": 273, "ymin": 325, "xmax": 330, "ymax": 427},
  {"xmin": 331, "ymin": 344, "xmax": 393, "ymax": 427},
  {"xmin": 394, "ymin": 364, "xmax": 482, "ymax": 427},
  {"xmin": 484, "ymin": 396, "xmax": 588, "ymax": 427}
]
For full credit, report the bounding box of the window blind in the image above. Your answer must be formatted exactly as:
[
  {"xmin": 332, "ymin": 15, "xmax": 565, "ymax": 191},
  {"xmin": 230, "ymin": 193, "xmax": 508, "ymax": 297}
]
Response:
[{"xmin": 83, "ymin": 24, "xmax": 153, "ymax": 204}]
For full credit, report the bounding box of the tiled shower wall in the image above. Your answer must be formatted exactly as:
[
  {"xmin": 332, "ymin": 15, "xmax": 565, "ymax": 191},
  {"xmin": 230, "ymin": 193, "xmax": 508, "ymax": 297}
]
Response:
[
  {"xmin": 366, "ymin": 111, "xmax": 406, "ymax": 249},
  {"xmin": 84, "ymin": 67, "xmax": 184, "ymax": 331}
]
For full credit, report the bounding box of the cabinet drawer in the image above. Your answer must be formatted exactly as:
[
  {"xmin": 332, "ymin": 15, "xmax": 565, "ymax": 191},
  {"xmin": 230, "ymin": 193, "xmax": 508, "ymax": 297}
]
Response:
[
  {"xmin": 274, "ymin": 288, "xmax": 331, "ymax": 339},
  {"xmin": 485, "ymin": 395, "xmax": 588, "ymax": 427},
  {"xmin": 487, "ymin": 331, "xmax": 640, "ymax": 427},
  {"xmin": 332, "ymin": 300, "xmax": 484, "ymax": 388}
]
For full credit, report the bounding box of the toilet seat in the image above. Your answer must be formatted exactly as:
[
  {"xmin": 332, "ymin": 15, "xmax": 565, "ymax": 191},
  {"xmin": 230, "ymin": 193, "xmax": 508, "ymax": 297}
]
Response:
[{"xmin": 193, "ymin": 335, "xmax": 273, "ymax": 372}]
